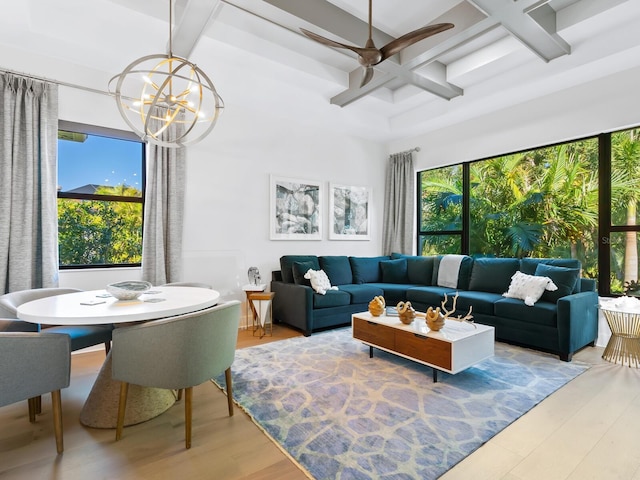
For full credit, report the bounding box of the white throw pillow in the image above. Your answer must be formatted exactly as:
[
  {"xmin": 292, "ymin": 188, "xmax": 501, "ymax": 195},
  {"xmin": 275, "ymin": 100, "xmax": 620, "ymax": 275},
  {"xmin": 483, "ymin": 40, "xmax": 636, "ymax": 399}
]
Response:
[
  {"xmin": 503, "ymin": 271, "xmax": 558, "ymax": 306},
  {"xmin": 304, "ymin": 269, "xmax": 338, "ymax": 295}
]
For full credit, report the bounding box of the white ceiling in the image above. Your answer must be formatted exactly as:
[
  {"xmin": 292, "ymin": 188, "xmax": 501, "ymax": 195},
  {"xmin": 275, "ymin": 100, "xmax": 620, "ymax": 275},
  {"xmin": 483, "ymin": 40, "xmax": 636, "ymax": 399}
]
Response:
[{"xmin": 1, "ymin": 0, "xmax": 639, "ymax": 142}]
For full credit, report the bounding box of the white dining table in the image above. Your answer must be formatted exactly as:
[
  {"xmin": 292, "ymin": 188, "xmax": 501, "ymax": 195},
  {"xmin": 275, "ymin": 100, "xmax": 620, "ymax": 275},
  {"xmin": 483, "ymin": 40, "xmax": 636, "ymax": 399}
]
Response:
[{"xmin": 17, "ymin": 286, "xmax": 221, "ymax": 428}]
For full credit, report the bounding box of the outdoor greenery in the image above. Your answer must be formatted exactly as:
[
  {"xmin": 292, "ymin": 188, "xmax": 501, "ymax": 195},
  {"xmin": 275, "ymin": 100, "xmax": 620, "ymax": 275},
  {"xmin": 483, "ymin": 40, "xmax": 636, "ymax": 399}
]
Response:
[
  {"xmin": 58, "ymin": 185, "xmax": 143, "ymax": 266},
  {"xmin": 419, "ymin": 128, "xmax": 640, "ymax": 293}
]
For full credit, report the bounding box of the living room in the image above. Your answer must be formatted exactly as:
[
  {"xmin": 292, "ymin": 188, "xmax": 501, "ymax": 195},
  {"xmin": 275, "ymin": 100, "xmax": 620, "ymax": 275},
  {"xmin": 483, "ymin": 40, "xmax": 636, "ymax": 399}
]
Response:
[{"xmin": 1, "ymin": 0, "xmax": 640, "ymax": 478}]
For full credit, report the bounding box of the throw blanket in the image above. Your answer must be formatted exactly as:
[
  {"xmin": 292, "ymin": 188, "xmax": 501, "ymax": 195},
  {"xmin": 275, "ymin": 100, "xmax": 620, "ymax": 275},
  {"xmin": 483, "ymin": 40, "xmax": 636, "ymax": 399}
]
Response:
[{"xmin": 438, "ymin": 254, "xmax": 464, "ymax": 288}]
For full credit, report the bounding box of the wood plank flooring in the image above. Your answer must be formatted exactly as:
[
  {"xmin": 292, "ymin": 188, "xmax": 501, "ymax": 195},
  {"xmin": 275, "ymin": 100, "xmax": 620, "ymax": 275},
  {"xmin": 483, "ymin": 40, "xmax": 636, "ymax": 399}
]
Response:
[{"xmin": 1, "ymin": 325, "xmax": 639, "ymax": 479}]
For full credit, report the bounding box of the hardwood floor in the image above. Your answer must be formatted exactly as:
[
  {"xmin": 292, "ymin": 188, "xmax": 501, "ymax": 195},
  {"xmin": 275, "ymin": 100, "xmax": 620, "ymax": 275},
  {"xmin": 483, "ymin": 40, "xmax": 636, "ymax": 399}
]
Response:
[{"xmin": 1, "ymin": 325, "xmax": 640, "ymax": 479}]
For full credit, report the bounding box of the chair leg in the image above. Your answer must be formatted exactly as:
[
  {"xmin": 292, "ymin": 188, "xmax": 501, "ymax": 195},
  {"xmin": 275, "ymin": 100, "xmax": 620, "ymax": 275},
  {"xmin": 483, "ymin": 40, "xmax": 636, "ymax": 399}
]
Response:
[
  {"xmin": 104, "ymin": 341, "xmax": 111, "ymax": 355},
  {"xmin": 27, "ymin": 397, "xmax": 38, "ymax": 423},
  {"xmin": 184, "ymin": 387, "xmax": 193, "ymax": 449},
  {"xmin": 225, "ymin": 367, "xmax": 234, "ymax": 417},
  {"xmin": 177, "ymin": 389, "xmax": 183, "ymax": 401},
  {"xmin": 51, "ymin": 390, "xmax": 64, "ymax": 454},
  {"xmin": 115, "ymin": 382, "xmax": 129, "ymax": 441},
  {"xmin": 36, "ymin": 395, "xmax": 42, "ymax": 414}
]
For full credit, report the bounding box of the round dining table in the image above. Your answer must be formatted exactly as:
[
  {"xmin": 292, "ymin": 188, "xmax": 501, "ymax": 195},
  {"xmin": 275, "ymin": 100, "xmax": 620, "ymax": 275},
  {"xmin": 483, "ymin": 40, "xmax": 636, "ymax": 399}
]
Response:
[{"xmin": 17, "ymin": 286, "xmax": 220, "ymax": 428}]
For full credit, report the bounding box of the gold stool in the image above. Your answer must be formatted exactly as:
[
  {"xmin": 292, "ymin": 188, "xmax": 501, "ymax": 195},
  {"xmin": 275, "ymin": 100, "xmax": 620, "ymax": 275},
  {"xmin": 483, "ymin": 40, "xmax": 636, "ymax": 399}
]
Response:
[{"xmin": 249, "ymin": 292, "xmax": 275, "ymax": 338}]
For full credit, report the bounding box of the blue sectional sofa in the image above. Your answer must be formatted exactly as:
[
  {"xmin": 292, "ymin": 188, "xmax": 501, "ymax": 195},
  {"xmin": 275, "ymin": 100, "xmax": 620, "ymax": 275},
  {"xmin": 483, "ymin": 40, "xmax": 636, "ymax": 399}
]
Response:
[{"xmin": 270, "ymin": 254, "xmax": 598, "ymax": 361}]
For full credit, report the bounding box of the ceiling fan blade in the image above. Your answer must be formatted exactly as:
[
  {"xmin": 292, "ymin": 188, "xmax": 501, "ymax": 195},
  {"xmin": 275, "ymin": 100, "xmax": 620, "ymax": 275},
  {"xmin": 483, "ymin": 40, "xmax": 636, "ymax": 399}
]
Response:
[
  {"xmin": 300, "ymin": 28, "xmax": 364, "ymax": 56},
  {"xmin": 379, "ymin": 23, "xmax": 454, "ymax": 62},
  {"xmin": 360, "ymin": 66, "xmax": 374, "ymax": 88}
]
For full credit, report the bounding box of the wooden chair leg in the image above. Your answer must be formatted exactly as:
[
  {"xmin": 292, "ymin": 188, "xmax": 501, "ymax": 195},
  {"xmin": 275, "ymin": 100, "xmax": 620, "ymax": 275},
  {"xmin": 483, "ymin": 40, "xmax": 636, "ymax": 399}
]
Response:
[
  {"xmin": 184, "ymin": 387, "xmax": 192, "ymax": 449},
  {"xmin": 225, "ymin": 367, "xmax": 234, "ymax": 416},
  {"xmin": 51, "ymin": 390, "xmax": 64, "ymax": 454},
  {"xmin": 104, "ymin": 341, "xmax": 111, "ymax": 355},
  {"xmin": 115, "ymin": 382, "xmax": 129, "ymax": 441},
  {"xmin": 36, "ymin": 395, "xmax": 42, "ymax": 414},
  {"xmin": 28, "ymin": 397, "xmax": 38, "ymax": 423},
  {"xmin": 177, "ymin": 389, "xmax": 183, "ymax": 401}
]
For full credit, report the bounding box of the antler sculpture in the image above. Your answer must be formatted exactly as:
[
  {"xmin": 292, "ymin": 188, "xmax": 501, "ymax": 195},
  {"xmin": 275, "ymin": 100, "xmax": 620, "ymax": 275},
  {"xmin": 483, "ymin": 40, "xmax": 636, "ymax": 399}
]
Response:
[{"xmin": 441, "ymin": 292, "xmax": 476, "ymax": 327}]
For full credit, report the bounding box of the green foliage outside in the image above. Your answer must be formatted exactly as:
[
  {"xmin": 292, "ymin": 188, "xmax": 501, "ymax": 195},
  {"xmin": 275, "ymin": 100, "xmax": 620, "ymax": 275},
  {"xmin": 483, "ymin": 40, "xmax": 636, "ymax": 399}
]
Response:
[
  {"xmin": 58, "ymin": 185, "xmax": 143, "ymax": 266},
  {"xmin": 419, "ymin": 128, "xmax": 640, "ymax": 292}
]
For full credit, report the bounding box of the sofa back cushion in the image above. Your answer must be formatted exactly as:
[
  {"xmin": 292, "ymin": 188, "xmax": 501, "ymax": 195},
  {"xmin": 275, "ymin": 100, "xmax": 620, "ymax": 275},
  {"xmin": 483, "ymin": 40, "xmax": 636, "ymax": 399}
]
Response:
[
  {"xmin": 469, "ymin": 257, "xmax": 520, "ymax": 294},
  {"xmin": 349, "ymin": 256, "xmax": 389, "ymax": 284},
  {"xmin": 380, "ymin": 258, "xmax": 409, "ymax": 283},
  {"xmin": 520, "ymin": 258, "xmax": 582, "ymax": 293},
  {"xmin": 391, "ymin": 253, "xmax": 435, "ymax": 285},
  {"xmin": 292, "ymin": 261, "xmax": 317, "ymax": 286},
  {"xmin": 279, "ymin": 255, "xmax": 320, "ymax": 284},
  {"xmin": 319, "ymin": 256, "xmax": 353, "ymax": 286},
  {"xmin": 433, "ymin": 255, "xmax": 473, "ymax": 290}
]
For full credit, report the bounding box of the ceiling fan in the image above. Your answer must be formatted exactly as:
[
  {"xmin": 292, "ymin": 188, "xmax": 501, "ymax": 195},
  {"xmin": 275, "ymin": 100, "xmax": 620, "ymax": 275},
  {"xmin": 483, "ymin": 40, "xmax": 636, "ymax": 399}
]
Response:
[{"xmin": 300, "ymin": 0, "xmax": 454, "ymax": 88}]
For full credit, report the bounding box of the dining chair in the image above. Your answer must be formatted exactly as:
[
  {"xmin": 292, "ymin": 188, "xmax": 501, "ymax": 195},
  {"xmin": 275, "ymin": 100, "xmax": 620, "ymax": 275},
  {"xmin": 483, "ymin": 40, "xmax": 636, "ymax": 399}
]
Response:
[
  {"xmin": 111, "ymin": 300, "xmax": 241, "ymax": 448},
  {"xmin": 0, "ymin": 332, "xmax": 71, "ymax": 454},
  {"xmin": 0, "ymin": 287, "xmax": 114, "ymax": 353}
]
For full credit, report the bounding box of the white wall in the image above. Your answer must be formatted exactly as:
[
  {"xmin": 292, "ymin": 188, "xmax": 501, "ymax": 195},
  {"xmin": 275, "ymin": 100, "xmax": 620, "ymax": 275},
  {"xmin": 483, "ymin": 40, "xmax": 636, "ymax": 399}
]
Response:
[{"xmin": 388, "ymin": 66, "xmax": 640, "ymax": 172}]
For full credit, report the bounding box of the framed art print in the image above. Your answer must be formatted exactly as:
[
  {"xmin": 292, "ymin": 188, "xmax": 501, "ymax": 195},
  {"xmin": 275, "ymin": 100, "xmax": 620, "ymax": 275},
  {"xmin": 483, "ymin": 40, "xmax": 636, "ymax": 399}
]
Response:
[
  {"xmin": 329, "ymin": 183, "xmax": 371, "ymax": 240},
  {"xmin": 270, "ymin": 175, "xmax": 322, "ymax": 240}
]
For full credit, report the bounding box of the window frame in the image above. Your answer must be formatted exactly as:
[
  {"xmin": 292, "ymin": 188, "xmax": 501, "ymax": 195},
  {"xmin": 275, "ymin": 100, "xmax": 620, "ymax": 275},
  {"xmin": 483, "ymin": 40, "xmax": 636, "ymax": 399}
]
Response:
[{"xmin": 57, "ymin": 120, "xmax": 146, "ymax": 270}]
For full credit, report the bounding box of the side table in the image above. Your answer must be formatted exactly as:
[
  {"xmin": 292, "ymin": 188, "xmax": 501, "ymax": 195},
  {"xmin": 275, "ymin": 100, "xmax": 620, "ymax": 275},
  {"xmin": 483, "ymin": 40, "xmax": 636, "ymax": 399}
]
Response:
[
  {"xmin": 599, "ymin": 297, "xmax": 640, "ymax": 368},
  {"xmin": 249, "ymin": 292, "xmax": 275, "ymax": 338},
  {"xmin": 242, "ymin": 284, "xmax": 266, "ymax": 329}
]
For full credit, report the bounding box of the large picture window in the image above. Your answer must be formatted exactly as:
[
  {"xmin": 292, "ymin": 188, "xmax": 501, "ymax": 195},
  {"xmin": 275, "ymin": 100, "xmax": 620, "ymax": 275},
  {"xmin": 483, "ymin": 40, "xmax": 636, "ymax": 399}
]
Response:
[
  {"xmin": 418, "ymin": 126, "xmax": 640, "ymax": 296},
  {"xmin": 57, "ymin": 121, "xmax": 145, "ymax": 268}
]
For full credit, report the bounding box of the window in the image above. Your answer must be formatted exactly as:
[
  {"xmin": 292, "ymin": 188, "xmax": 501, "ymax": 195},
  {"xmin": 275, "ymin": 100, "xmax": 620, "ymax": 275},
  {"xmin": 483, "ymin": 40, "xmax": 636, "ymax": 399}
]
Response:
[
  {"xmin": 57, "ymin": 121, "xmax": 145, "ymax": 268},
  {"xmin": 418, "ymin": 127, "xmax": 640, "ymax": 295}
]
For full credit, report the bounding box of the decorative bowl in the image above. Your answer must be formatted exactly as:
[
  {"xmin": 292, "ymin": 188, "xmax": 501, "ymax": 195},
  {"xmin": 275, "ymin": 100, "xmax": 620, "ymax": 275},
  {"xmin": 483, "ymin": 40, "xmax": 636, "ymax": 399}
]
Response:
[
  {"xmin": 106, "ymin": 280, "xmax": 152, "ymax": 300},
  {"xmin": 368, "ymin": 295, "xmax": 386, "ymax": 316}
]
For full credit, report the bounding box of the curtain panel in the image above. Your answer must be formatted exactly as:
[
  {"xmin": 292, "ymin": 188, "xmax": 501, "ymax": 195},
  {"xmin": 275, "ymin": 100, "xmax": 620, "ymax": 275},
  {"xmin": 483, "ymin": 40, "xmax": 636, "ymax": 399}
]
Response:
[
  {"xmin": 382, "ymin": 151, "xmax": 415, "ymax": 255},
  {"xmin": 141, "ymin": 139, "xmax": 186, "ymax": 286},
  {"xmin": 0, "ymin": 73, "xmax": 59, "ymax": 294}
]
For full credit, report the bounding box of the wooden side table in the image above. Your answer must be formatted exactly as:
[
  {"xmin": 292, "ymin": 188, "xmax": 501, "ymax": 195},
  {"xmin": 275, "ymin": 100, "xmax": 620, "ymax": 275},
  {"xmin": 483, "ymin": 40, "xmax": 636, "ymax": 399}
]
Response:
[
  {"xmin": 242, "ymin": 284, "xmax": 266, "ymax": 329},
  {"xmin": 249, "ymin": 292, "xmax": 275, "ymax": 338}
]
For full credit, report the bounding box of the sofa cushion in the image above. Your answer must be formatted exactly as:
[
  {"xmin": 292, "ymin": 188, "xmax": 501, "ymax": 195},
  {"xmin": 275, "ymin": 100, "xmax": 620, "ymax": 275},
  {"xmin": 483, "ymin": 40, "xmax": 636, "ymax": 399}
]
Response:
[
  {"xmin": 535, "ymin": 264, "xmax": 580, "ymax": 303},
  {"xmin": 304, "ymin": 269, "xmax": 338, "ymax": 295},
  {"xmin": 319, "ymin": 256, "xmax": 353, "ymax": 286},
  {"xmin": 367, "ymin": 283, "xmax": 418, "ymax": 305},
  {"xmin": 406, "ymin": 286, "xmax": 458, "ymax": 308},
  {"xmin": 280, "ymin": 255, "xmax": 320, "ymax": 284},
  {"xmin": 292, "ymin": 261, "xmax": 316, "ymax": 286},
  {"xmin": 391, "ymin": 253, "xmax": 435, "ymax": 285},
  {"xmin": 451, "ymin": 291, "xmax": 504, "ymax": 316},
  {"xmin": 520, "ymin": 258, "xmax": 581, "ymax": 293},
  {"xmin": 433, "ymin": 255, "xmax": 473, "ymax": 290},
  {"xmin": 337, "ymin": 284, "xmax": 384, "ymax": 304},
  {"xmin": 494, "ymin": 297, "xmax": 558, "ymax": 327},
  {"xmin": 380, "ymin": 258, "xmax": 408, "ymax": 283},
  {"xmin": 468, "ymin": 257, "xmax": 520, "ymax": 294},
  {"xmin": 349, "ymin": 256, "xmax": 389, "ymax": 284},
  {"xmin": 313, "ymin": 290, "xmax": 351, "ymax": 309},
  {"xmin": 503, "ymin": 271, "xmax": 557, "ymax": 306}
]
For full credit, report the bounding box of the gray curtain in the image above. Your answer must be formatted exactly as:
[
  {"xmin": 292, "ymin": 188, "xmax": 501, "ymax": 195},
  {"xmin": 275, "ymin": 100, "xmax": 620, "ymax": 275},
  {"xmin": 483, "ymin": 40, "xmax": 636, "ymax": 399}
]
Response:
[
  {"xmin": 141, "ymin": 139, "xmax": 186, "ymax": 286},
  {"xmin": 382, "ymin": 151, "xmax": 415, "ymax": 255},
  {"xmin": 0, "ymin": 73, "xmax": 59, "ymax": 294}
]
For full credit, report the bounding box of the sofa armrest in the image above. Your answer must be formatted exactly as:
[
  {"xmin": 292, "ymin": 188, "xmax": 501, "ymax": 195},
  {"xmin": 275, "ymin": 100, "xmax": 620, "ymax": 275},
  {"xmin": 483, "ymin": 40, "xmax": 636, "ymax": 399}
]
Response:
[
  {"xmin": 557, "ymin": 290, "xmax": 599, "ymax": 360},
  {"xmin": 270, "ymin": 280, "xmax": 314, "ymax": 336}
]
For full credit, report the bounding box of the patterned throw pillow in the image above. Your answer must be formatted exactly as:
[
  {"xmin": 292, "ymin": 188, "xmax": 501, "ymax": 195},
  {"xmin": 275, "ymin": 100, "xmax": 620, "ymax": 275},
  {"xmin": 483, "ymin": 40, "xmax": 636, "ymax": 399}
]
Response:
[
  {"xmin": 503, "ymin": 271, "xmax": 558, "ymax": 306},
  {"xmin": 304, "ymin": 269, "xmax": 339, "ymax": 295}
]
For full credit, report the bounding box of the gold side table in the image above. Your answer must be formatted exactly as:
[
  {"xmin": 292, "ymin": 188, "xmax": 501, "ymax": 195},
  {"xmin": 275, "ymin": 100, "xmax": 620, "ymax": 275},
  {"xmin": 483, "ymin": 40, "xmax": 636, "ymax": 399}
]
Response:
[
  {"xmin": 249, "ymin": 292, "xmax": 275, "ymax": 339},
  {"xmin": 600, "ymin": 303, "xmax": 640, "ymax": 368},
  {"xmin": 242, "ymin": 284, "xmax": 266, "ymax": 330}
]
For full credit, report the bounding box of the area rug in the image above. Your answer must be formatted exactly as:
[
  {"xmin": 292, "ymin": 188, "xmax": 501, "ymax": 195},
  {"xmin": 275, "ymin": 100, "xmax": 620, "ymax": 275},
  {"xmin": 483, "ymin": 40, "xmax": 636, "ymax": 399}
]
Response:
[{"xmin": 213, "ymin": 328, "xmax": 590, "ymax": 479}]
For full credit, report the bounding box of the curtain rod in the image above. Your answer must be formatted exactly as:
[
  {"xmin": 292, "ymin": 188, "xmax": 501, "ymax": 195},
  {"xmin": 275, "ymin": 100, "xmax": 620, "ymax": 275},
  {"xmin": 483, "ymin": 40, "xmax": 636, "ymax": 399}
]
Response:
[
  {"xmin": 0, "ymin": 67, "xmax": 113, "ymax": 98},
  {"xmin": 392, "ymin": 147, "xmax": 421, "ymax": 155}
]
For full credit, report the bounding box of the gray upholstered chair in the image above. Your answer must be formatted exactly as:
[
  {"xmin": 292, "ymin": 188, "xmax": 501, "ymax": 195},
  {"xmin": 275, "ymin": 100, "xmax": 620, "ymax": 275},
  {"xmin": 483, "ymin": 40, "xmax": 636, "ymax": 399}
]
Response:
[
  {"xmin": 112, "ymin": 300, "xmax": 241, "ymax": 448},
  {"xmin": 0, "ymin": 287, "xmax": 114, "ymax": 352},
  {"xmin": 0, "ymin": 332, "xmax": 71, "ymax": 454}
]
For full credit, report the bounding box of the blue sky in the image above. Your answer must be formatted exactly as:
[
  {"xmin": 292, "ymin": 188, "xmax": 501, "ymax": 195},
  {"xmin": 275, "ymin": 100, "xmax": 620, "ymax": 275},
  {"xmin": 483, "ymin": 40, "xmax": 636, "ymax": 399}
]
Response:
[{"xmin": 58, "ymin": 134, "xmax": 143, "ymax": 192}]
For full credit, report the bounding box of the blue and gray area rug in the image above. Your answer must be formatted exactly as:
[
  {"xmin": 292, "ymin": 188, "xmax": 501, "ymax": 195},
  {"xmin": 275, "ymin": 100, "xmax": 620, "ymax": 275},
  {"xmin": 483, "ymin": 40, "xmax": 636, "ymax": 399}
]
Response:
[{"xmin": 214, "ymin": 328, "xmax": 589, "ymax": 479}]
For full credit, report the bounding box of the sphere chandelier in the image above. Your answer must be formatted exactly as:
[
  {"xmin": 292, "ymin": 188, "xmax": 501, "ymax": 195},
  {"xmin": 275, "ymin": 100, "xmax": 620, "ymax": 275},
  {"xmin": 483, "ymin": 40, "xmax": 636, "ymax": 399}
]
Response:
[{"xmin": 108, "ymin": 0, "xmax": 223, "ymax": 148}]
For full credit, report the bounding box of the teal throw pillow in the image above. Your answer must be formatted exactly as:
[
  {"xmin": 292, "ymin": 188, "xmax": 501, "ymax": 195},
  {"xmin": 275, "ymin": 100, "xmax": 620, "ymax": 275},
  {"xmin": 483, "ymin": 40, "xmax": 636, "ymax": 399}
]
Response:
[
  {"xmin": 380, "ymin": 258, "xmax": 408, "ymax": 284},
  {"xmin": 535, "ymin": 263, "xmax": 580, "ymax": 303},
  {"xmin": 292, "ymin": 261, "xmax": 316, "ymax": 286}
]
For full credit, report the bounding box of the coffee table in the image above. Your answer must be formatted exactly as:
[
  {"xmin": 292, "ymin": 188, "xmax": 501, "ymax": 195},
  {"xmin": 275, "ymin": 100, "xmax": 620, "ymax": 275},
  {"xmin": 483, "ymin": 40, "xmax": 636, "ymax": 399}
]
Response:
[{"xmin": 352, "ymin": 311, "xmax": 494, "ymax": 382}]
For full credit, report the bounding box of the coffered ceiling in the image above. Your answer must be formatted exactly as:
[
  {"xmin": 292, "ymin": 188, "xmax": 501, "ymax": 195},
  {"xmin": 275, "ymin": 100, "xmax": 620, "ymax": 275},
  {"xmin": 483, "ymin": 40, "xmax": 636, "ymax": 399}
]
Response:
[{"xmin": 2, "ymin": 0, "xmax": 639, "ymax": 141}]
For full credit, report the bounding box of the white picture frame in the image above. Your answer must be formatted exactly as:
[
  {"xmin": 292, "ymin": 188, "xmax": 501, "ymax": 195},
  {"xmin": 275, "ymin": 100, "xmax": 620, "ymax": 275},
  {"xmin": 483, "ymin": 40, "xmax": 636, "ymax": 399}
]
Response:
[
  {"xmin": 270, "ymin": 175, "xmax": 322, "ymax": 240},
  {"xmin": 329, "ymin": 183, "xmax": 371, "ymax": 241}
]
